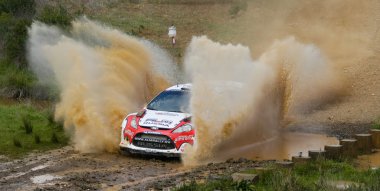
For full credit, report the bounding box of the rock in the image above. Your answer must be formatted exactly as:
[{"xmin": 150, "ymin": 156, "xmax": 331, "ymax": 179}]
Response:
[
  {"xmin": 327, "ymin": 180, "xmax": 360, "ymax": 190},
  {"xmin": 226, "ymin": 158, "xmax": 234, "ymax": 163},
  {"xmin": 251, "ymin": 167, "xmax": 273, "ymax": 174},
  {"xmin": 231, "ymin": 173, "xmax": 259, "ymax": 183},
  {"xmin": 292, "ymin": 156, "xmax": 311, "ymax": 164},
  {"xmin": 237, "ymin": 158, "xmax": 249, "ymax": 163},
  {"xmin": 275, "ymin": 161, "xmax": 294, "ymax": 168}
]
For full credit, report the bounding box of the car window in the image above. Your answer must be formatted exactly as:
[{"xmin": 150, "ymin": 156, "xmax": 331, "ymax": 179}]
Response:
[{"xmin": 147, "ymin": 90, "xmax": 191, "ymax": 113}]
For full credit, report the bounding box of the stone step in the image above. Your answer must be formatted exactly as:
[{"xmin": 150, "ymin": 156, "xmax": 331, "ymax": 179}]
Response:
[
  {"xmin": 370, "ymin": 129, "xmax": 380, "ymax": 149},
  {"xmin": 325, "ymin": 145, "xmax": 343, "ymax": 160},
  {"xmin": 308, "ymin": 150, "xmax": 326, "ymax": 160},
  {"xmin": 355, "ymin": 134, "xmax": 373, "ymax": 154},
  {"xmin": 340, "ymin": 139, "xmax": 358, "ymax": 158}
]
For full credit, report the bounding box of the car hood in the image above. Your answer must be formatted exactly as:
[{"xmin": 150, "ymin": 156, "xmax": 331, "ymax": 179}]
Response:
[{"xmin": 138, "ymin": 109, "xmax": 190, "ymax": 129}]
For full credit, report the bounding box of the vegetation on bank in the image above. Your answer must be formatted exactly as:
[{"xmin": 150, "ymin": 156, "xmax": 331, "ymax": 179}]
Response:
[
  {"xmin": 0, "ymin": 0, "xmax": 73, "ymax": 99},
  {"xmin": 0, "ymin": 1, "xmax": 73, "ymax": 157},
  {"xmin": 0, "ymin": 100, "xmax": 68, "ymax": 158},
  {"xmin": 176, "ymin": 159, "xmax": 380, "ymax": 191},
  {"xmin": 372, "ymin": 118, "xmax": 380, "ymax": 130}
]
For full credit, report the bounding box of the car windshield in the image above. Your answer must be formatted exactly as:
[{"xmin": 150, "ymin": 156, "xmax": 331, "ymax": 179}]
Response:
[{"xmin": 147, "ymin": 90, "xmax": 191, "ymax": 113}]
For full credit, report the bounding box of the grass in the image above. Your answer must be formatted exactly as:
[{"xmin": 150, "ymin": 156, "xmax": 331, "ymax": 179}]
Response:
[
  {"xmin": 176, "ymin": 159, "xmax": 380, "ymax": 191},
  {"xmin": 371, "ymin": 118, "xmax": 380, "ymax": 130},
  {"xmin": 0, "ymin": 59, "xmax": 36, "ymax": 98},
  {"xmin": 0, "ymin": 100, "xmax": 68, "ymax": 158},
  {"xmin": 45, "ymin": 0, "xmax": 238, "ymax": 63}
]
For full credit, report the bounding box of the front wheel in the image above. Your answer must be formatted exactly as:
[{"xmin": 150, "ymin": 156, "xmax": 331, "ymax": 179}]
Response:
[{"xmin": 119, "ymin": 147, "xmax": 132, "ymax": 156}]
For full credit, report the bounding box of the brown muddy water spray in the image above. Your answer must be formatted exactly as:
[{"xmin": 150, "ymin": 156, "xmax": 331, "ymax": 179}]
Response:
[
  {"xmin": 27, "ymin": 19, "xmax": 342, "ymax": 161},
  {"xmin": 182, "ymin": 36, "xmax": 342, "ymax": 165},
  {"xmin": 27, "ymin": 18, "xmax": 177, "ymax": 153}
]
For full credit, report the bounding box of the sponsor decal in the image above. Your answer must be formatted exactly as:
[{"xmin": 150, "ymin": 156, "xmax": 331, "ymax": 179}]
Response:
[
  {"xmin": 143, "ymin": 118, "xmax": 173, "ymax": 127},
  {"xmin": 144, "ymin": 131, "xmax": 161, "ymax": 135},
  {"xmin": 134, "ymin": 137, "xmax": 171, "ymax": 144},
  {"xmin": 175, "ymin": 135, "xmax": 193, "ymax": 142},
  {"xmin": 125, "ymin": 129, "xmax": 134, "ymax": 137}
]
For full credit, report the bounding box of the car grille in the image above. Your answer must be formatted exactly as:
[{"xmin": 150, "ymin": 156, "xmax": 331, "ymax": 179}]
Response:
[
  {"xmin": 132, "ymin": 133, "xmax": 175, "ymax": 150},
  {"xmin": 140, "ymin": 126, "xmax": 170, "ymax": 131}
]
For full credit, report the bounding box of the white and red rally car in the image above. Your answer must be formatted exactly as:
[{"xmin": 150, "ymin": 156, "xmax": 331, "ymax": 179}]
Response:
[{"xmin": 119, "ymin": 84, "xmax": 194, "ymax": 157}]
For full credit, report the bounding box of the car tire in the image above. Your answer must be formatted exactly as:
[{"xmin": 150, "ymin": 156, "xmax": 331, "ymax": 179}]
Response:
[{"xmin": 119, "ymin": 148, "xmax": 132, "ymax": 156}]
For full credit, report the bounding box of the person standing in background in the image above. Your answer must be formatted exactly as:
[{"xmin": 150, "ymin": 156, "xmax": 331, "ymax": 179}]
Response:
[{"xmin": 168, "ymin": 24, "xmax": 176, "ymax": 46}]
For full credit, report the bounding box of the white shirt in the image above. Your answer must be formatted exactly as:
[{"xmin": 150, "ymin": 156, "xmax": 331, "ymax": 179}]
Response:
[{"xmin": 168, "ymin": 26, "xmax": 176, "ymax": 37}]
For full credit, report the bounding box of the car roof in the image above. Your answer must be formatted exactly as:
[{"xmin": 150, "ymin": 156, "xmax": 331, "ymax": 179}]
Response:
[
  {"xmin": 165, "ymin": 81, "xmax": 243, "ymax": 91},
  {"xmin": 165, "ymin": 83, "xmax": 192, "ymax": 91}
]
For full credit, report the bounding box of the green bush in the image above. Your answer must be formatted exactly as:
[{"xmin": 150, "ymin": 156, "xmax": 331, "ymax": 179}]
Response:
[
  {"xmin": 372, "ymin": 118, "xmax": 380, "ymax": 130},
  {"xmin": 0, "ymin": 0, "xmax": 35, "ymax": 68},
  {"xmin": 0, "ymin": 0, "xmax": 35, "ymax": 18},
  {"xmin": 0, "ymin": 12, "xmax": 11, "ymax": 36},
  {"xmin": 3, "ymin": 18, "xmax": 31, "ymax": 67},
  {"xmin": 37, "ymin": 5, "xmax": 73, "ymax": 28}
]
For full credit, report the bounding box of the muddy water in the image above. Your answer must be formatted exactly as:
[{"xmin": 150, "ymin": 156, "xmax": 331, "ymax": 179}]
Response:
[
  {"xmin": 357, "ymin": 150, "xmax": 380, "ymax": 169},
  {"xmin": 217, "ymin": 132, "xmax": 338, "ymax": 161}
]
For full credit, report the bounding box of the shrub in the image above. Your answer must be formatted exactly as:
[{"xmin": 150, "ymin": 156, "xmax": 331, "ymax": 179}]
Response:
[
  {"xmin": 13, "ymin": 137, "xmax": 21, "ymax": 147},
  {"xmin": 22, "ymin": 116, "xmax": 33, "ymax": 134},
  {"xmin": 372, "ymin": 118, "xmax": 380, "ymax": 130},
  {"xmin": 0, "ymin": 0, "xmax": 36, "ymax": 18},
  {"xmin": 51, "ymin": 132, "xmax": 59, "ymax": 143},
  {"xmin": 37, "ymin": 5, "xmax": 73, "ymax": 28},
  {"xmin": 0, "ymin": 0, "xmax": 35, "ymax": 67},
  {"xmin": 47, "ymin": 109, "xmax": 55, "ymax": 125},
  {"xmin": 34, "ymin": 134, "xmax": 41, "ymax": 144},
  {"xmin": 3, "ymin": 18, "xmax": 31, "ymax": 67}
]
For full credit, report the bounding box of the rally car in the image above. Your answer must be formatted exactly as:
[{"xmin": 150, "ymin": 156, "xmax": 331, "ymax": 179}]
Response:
[{"xmin": 119, "ymin": 84, "xmax": 194, "ymax": 157}]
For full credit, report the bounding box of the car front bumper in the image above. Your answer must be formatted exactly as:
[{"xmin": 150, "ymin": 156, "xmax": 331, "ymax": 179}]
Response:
[{"xmin": 119, "ymin": 139, "xmax": 186, "ymax": 157}]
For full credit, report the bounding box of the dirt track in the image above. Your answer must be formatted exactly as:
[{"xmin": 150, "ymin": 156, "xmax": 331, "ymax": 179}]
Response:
[
  {"xmin": 0, "ymin": 123, "xmax": 372, "ymax": 191},
  {"xmin": 0, "ymin": 146, "xmax": 265, "ymax": 191}
]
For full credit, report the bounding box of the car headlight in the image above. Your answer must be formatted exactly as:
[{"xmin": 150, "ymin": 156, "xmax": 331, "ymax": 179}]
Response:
[
  {"xmin": 130, "ymin": 117, "xmax": 138, "ymax": 129},
  {"xmin": 173, "ymin": 124, "xmax": 193, "ymax": 133}
]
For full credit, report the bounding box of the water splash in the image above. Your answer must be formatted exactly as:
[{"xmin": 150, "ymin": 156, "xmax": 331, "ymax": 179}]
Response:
[
  {"xmin": 182, "ymin": 36, "xmax": 342, "ymax": 165},
  {"xmin": 27, "ymin": 18, "xmax": 174, "ymax": 153}
]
